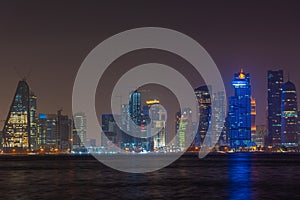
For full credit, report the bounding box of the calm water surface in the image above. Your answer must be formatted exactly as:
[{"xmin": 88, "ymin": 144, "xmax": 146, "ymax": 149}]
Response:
[{"xmin": 0, "ymin": 153, "xmax": 299, "ymax": 200}]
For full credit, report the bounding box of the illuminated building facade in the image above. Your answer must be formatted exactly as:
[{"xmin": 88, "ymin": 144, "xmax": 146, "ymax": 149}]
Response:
[
  {"xmin": 177, "ymin": 108, "xmax": 193, "ymax": 150},
  {"xmin": 251, "ymin": 98, "xmax": 257, "ymax": 143},
  {"xmin": 281, "ymin": 81, "xmax": 298, "ymax": 147},
  {"xmin": 146, "ymin": 100, "xmax": 166, "ymax": 149},
  {"xmin": 129, "ymin": 90, "xmax": 141, "ymax": 126},
  {"xmin": 228, "ymin": 69, "xmax": 251, "ymax": 149},
  {"xmin": 29, "ymin": 93, "xmax": 38, "ymax": 150},
  {"xmin": 267, "ymin": 70, "xmax": 283, "ymax": 147},
  {"xmin": 37, "ymin": 113, "xmax": 57, "ymax": 150},
  {"xmin": 213, "ymin": 91, "xmax": 227, "ymax": 146},
  {"xmin": 194, "ymin": 86, "xmax": 211, "ymax": 147},
  {"xmin": 2, "ymin": 80, "xmax": 31, "ymax": 152},
  {"xmin": 72, "ymin": 112, "xmax": 87, "ymax": 148}
]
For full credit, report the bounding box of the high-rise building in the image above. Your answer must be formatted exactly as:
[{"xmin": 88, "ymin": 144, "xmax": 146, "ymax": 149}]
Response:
[
  {"xmin": 251, "ymin": 98, "xmax": 257, "ymax": 143},
  {"xmin": 177, "ymin": 108, "xmax": 193, "ymax": 150},
  {"xmin": 72, "ymin": 112, "xmax": 87, "ymax": 148},
  {"xmin": 213, "ymin": 91, "xmax": 226, "ymax": 146},
  {"xmin": 57, "ymin": 110, "xmax": 72, "ymax": 152},
  {"xmin": 146, "ymin": 100, "xmax": 166, "ymax": 149},
  {"xmin": 37, "ymin": 113, "xmax": 57, "ymax": 151},
  {"xmin": 281, "ymin": 81, "xmax": 298, "ymax": 147},
  {"xmin": 194, "ymin": 86, "xmax": 211, "ymax": 147},
  {"xmin": 101, "ymin": 114, "xmax": 122, "ymax": 147},
  {"xmin": 267, "ymin": 70, "xmax": 283, "ymax": 147},
  {"xmin": 2, "ymin": 80, "xmax": 31, "ymax": 153},
  {"xmin": 228, "ymin": 69, "xmax": 251, "ymax": 149},
  {"xmin": 29, "ymin": 93, "xmax": 38, "ymax": 150},
  {"xmin": 129, "ymin": 90, "xmax": 141, "ymax": 126}
]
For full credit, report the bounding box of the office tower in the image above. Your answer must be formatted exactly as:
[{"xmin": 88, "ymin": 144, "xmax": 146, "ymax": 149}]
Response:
[
  {"xmin": 37, "ymin": 113, "xmax": 47, "ymax": 148},
  {"xmin": 72, "ymin": 112, "xmax": 87, "ymax": 148},
  {"xmin": 177, "ymin": 108, "xmax": 193, "ymax": 150},
  {"xmin": 57, "ymin": 110, "xmax": 72, "ymax": 152},
  {"xmin": 37, "ymin": 113, "xmax": 58, "ymax": 151},
  {"xmin": 267, "ymin": 70, "xmax": 283, "ymax": 147},
  {"xmin": 194, "ymin": 85, "xmax": 211, "ymax": 147},
  {"xmin": 2, "ymin": 80, "xmax": 31, "ymax": 153},
  {"xmin": 213, "ymin": 91, "xmax": 226, "ymax": 146},
  {"xmin": 146, "ymin": 99, "xmax": 166, "ymax": 149},
  {"xmin": 228, "ymin": 69, "xmax": 251, "ymax": 149},
  {"xmin": 101, "ymin": 114, "xmax": 122, "ymax": 147},
  {"xmin": 29, "ymin": 93, "xmax": 38, "ymax": 150},
  {"xmin": 251, "ymin": 98, "xmax": 257, "ymax": 142},
  {"xmin": 129, "ymin": 90, "xmax": 141, "ymax": 126},
  {"xmin": 281, "ymin": 81, "xmax": 298, "ymax": 147}
]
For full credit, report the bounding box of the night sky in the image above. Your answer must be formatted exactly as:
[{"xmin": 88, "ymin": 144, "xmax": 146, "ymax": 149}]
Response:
[{"xmin": 0, "ymin": 0, "xmax": 300, "ymax": 131}]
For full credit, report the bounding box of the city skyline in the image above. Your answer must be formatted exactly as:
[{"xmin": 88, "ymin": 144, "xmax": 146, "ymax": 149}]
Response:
[{"xmin": 0, "ymin": 1, "xmax": 300, "ymax": 128}]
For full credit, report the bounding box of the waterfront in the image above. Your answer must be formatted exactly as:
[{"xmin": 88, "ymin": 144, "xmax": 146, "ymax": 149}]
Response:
[{"xmin": 0, "ymin": 153, "xmax": 299, "ymax": 199}]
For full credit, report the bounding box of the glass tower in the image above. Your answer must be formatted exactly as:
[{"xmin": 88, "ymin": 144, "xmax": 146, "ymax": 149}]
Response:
[
  {"xmin": 2, "ymin": 80, "xmax": 31, "ymax": 152},
  {"xmin": 281, "ymin": 81, "xmax": 298, "ymax": 147},
  {"xmin": 228, "ymin": 69, "xmax": 251, "ymax": 149},
  {"xmin": 267, "ymin": 70, "xmax": 283, "ymax": 147}
]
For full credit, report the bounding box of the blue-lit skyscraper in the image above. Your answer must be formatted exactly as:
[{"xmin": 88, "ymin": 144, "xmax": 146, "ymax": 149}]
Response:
[{"xmin": 228, "ymin": 69, "xmax": 251, "ymax": 149}]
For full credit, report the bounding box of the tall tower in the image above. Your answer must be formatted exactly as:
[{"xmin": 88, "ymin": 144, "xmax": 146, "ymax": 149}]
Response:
[
  {"xmin": 194, "ymin": 85, "xmax": 211, "ymax": 147},
  {"xmin": 281, "ymin": 81, "xmax": 298, "ymax": 147},
  {"xmin": 251, "ymin": 98, "xmax": 257, "ymax": 142},
  {"xmin": 228, "ymin": 69, "xmax": 251, "ymax": 149},
  {"xmin": 267, "ymin": 70, "xmax": 283, "ymax": 147},
  {"xmin": 129, "ymin": 90, "xmax": 141, "ymax": 126},
  {"xmin": 30, "ymin": 93, "xmax": 38, "ymax": 150},
  {"xmin": 2, "ymin": 80, "xmax": 31, "ymax": 153},
  {"xmin": 73, "ymin": 112, "xmax": 87, "ymax": 148}
]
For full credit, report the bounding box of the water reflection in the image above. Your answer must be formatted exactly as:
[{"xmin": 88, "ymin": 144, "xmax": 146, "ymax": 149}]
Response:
[{"xmin": 228, "ymin": 153, "xmax": 253, "ymax": 200}]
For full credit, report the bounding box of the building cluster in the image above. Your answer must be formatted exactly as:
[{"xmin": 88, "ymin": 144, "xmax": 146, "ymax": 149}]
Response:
[
  {"xmin": 0, "ymin": 80, "xmax": 88, "ymax": 153},
  {"xmin": 1, "ymin": 68, "xmax": 299, "ymax": 154},
  {"xmin": 195, "ymin": 69, "xmax": 300, "ymax": 151}
]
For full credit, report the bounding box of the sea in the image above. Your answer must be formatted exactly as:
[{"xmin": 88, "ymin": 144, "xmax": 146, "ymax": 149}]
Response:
[{"xmin": 0, "ymin": 153, "xmax": 299, "ymax": 200}]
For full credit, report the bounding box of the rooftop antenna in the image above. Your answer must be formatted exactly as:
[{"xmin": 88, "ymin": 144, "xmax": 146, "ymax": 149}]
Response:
[
  {"xmin": 13, "ymin": 66, "xmax": 33, "ymax": 81},
  {"xmin": 13, "ymin": 66, "xmax": 24, "ymax": 80}
]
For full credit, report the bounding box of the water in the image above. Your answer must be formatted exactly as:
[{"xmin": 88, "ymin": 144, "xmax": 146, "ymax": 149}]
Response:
[{"xmin": 0, "ymin": 153, "xmax": 299, "ymax": 199}]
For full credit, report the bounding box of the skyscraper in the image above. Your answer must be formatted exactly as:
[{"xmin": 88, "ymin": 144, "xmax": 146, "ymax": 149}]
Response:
[
  {"xmin": 146, "ymin": 100, "xmax": 166, "ymax": 149},
  {"xmin": 194, "ymin": 86, "xmax": 211, "ymax": 147},
  {"xmin": 177, "ymin": 108, "xmax": 193, "ymax": 150},
  {"xmin": 57, "ymin": 110, "xmax": 72, "ymax": 152},
  {"xmin": 228, "ymin": 69, "xmax": 251, "ymax": 149},
  {"xmin": 73, "ymin": 112, "xmax": 87, "ymax": 148},
  {"xmin": 251, "ymin": 98, "xmax": 257, "ymax": 142},
  {"xmin": 129, "ymin": 90, "xmax": 141, "ymax": 126},
  {"xmin": 267, "ymin": 70, "xmax": 283, "ymax": 147},
  {"xmin": 29, "ymin": 93, "xmax": 38, "ymax": 150},
  {"xmin": 2, "ymin": 80, "xmax": 31, "ymax": 153},
  {"xmin": 281, "ymin": 81, "xmax": 298, "ymax": 147},
  {"xmin": 37, "ymin": 113, "xmax": 57, "ymax": 151}
]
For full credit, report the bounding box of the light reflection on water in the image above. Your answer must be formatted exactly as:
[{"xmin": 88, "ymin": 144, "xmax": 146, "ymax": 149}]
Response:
[
  {"xmin": 228, "ymin": 153, "xmax": 252, "ymax": 200},
  {"xmin": 0, "ymin": 154, "xmax": 299, "ymax": 199}
]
